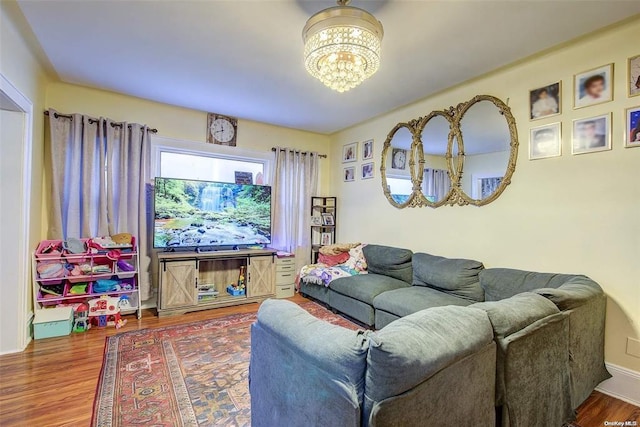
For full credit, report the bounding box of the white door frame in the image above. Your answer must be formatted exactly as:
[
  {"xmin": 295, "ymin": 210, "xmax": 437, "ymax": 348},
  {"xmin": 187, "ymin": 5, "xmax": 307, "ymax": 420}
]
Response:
[{"xmin": 0, "ymin": 73, "xmax": 34, "ymax": 352}]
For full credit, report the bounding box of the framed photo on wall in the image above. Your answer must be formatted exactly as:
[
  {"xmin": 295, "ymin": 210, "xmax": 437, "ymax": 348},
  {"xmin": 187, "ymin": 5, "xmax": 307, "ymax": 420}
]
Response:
[
  {"xmin": 529, "ymin": 82, "xmax": 561, "ymax": 120},
  {"xmin": 629, "ymin": 55, "xmax": 640, "ymax": 98},
  {"xmin": 572, "ymin": 113, "xmax": 611, "ymax": 155},
  {"xmin": 342, "ymin": 142, "xmax": 357, "ymax": 163},
  {"xmin": 530, "ymin": 122, "xmax": 561, "ymax": 160},
  {"xmin": 626, "ymin": 106, "xmax": 640, "ymax": 148},
  {"xmin": 344, "ymin": 166, "xmax": 355, "ymax": 182},
  {"xmin": 361, "ymin": 162, "xmax": 374, "ymax": 179},
  {"xmin": 362, "ymin": 139, "xmax": 374, "ymax": 160},
  {"xmin": 574, "ymin": 64, "xmax": 613, "ymax": 109}
]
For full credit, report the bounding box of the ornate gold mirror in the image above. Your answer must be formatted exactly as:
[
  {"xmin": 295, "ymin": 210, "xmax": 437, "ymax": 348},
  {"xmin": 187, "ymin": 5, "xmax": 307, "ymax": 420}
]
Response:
[
  {"xmin": 381, "ymin": 123, "xmax": 416, "ymax": 208},
  {"xmin": 415, "ymin": 112, "xmax": 457, "ymax": 207},
  {"xmin": 380, "ymin": 94, "xmax": 518, "ymax": 208},
  {"xmin": 455, "ymin": 95, "xmax": 518, "ymax": 206}
]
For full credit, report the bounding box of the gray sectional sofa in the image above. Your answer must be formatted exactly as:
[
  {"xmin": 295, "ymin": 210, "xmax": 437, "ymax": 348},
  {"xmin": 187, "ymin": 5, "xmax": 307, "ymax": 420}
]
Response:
[
  {"xmin": 291, "ymin": 244, "xmax": 610, "ymax": 426},
  {"xmin": 250, "ymin": 300, "xmax": 497, "ymax": 427}
]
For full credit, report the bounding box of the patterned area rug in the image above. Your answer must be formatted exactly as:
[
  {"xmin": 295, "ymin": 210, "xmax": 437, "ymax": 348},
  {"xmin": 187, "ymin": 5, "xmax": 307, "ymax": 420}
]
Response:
[{"xmin": 92, "ymin": 302, "xmax": 358, "ymax": 427}]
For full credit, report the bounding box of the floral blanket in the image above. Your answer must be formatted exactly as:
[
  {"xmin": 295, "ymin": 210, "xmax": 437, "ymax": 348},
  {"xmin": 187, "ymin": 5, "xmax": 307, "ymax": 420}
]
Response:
[{"xmin": 299, "ymin": 244, "xmax": 367, "ymax": 287}]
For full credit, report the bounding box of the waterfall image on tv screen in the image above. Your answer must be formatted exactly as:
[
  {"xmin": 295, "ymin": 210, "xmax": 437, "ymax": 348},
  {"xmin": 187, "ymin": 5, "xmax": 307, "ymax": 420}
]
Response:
[{"xmin": 154, "ymin": 177, "xmax": 271, "ymax": 248}]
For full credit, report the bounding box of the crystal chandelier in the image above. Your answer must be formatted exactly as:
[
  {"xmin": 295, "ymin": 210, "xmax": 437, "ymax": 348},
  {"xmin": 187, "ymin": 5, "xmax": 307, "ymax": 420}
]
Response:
[{"xmin": 302, "ymin": 0, "xmax": 384, "ymax": 93}]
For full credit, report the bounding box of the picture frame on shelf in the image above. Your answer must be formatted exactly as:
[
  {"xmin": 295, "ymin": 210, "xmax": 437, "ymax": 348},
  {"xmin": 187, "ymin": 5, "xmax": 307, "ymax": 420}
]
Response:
[
  {"xmin": 572, "ymin": 113, "xmax": 611, "ymax": 155},
  {"xmin": 574, "ymin": 63, "xmax": 613, "ymax": 109},
  {"xmin": 625, "ymin": 106, "xmax": 640, "ymax": 148},
  {"xmin": 361, "ymin": 162, "xmax": 374, "ymax": 179},
  {"xmin": 628, "ymin": 54, "xmax": 640, "ymax": 98},
  {"xmin": 321, "ymin": 212, "xmax": 335, "ymax": 226},
  {"xmin": 310, "ymin": 216, "xmax": 323, "ymax": 226},
  {"xmin": 344, "ymin": 166, "xmax": 355, "ymax": 182},
  {"xmin": 362, "ymin": 139, "xmax": 374, "ymax": 160},
  {"xmin": 320, "ymin": 232, "xmax": 332, "ymax": 246},
  {"xmin": 529, "ymin": 82, "xmax": 561, "ymax": 120},
  {"xmin": 530, "ymin": 122, "xmax": 561, "ymax": 160},
  {"xmin": 342, "ymin": 142, "xmax": 357, "ymax": 163}
]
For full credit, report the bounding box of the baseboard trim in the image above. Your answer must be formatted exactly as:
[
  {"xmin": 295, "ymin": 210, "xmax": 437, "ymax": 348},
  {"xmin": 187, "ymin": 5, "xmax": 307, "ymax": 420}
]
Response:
[{"xmin": 596, "ymin": 363, "xmax": 640, "ymax": 407}]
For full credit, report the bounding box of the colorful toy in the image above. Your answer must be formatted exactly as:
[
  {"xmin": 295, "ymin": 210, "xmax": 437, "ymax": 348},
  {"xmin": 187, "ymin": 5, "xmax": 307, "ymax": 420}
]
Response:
[
  {"xmin": 72, "ymin": 302, "xmax": 90, "ymax": 332},
  {"xmin": 87, "ymin": 295, "xmax": 122, "ymax": 329}
]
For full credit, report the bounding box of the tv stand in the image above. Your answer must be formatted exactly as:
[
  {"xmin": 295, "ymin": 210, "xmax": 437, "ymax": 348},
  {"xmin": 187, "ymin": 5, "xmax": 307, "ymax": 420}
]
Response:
[{"xmin": 156, "ymin": 248, "xmax": 276, "ymax": 317}]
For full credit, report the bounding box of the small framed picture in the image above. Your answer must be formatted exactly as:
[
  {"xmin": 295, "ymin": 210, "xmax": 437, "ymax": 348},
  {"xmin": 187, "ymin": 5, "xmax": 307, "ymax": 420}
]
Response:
[
  {"xmin": 625, "ymin": 106, "xmax": 640, "ymax": 148},
  {"xmin": 391, "ymin": 148, "xmax": 407, "ymax": 170},
  {"xmin": 529, "ymin": 82, "xmax": 561, "ymax": 120},
  {"xmin": 572, "ymin": 113, "xmax": 611, "ymax": 155},
  {"xmin": 321, "ymin": 212, "xmax": 334, "ymax": 226},
  {"xmin": 342, "ymin": 142, "xmax": 357, "ymax": 163},
  {"xmin": 344, "ymin": 166, "xmax": 355, "ymax": 182},
  {"xmin": 362, "ymin": 139, "xmax": 374, "ymax": 160},
  {"xmin": 310, "ymin": 216, "xmax": 323, "ymax": 226},
  {"xmin": 574, "ymin": 64, "xmax": 613, "ymax": 109},
  {"xmin": 530, "ymin": 122, "xmax": 561, "ymax": 160},
  {"xmin": 361, "ymin": 162, "xmax": 374, "ymax": 179},
  {"xmin": 628, "ymin": 55, "xmax": 640, "ymax": 98},
  {"xmin": 320, "ymin": 232, "xmax": 332, "ymax": 246}
]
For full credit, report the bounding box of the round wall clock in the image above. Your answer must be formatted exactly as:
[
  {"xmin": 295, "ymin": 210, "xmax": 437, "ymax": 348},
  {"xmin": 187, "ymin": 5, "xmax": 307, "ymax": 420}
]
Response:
[{"xmin": 207, "ymin": 113, "xmax": 238, "ymax": 146}]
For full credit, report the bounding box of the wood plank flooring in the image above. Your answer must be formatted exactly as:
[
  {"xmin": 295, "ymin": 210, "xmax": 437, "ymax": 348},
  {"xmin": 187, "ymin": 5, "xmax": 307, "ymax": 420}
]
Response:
[{"xmin": 0, "ymin": 294, "xmax": 638, "ymax": 427}]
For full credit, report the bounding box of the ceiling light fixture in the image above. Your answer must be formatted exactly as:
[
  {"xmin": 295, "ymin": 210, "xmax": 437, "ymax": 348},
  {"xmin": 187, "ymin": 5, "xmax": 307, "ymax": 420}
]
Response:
[{"xmin": 302, "ymin": 0, "xmax": 384, "ymax": 93}]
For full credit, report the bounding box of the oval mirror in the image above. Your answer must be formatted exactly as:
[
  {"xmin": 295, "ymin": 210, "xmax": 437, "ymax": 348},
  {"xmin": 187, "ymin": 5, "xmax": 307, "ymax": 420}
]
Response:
[
  {"xmin": 416, "ymin": 113, "xmax": 454, "ymax": 207},
  {"xmin": 458, "ymin": 96, "xmax": 517, "ymax": 205},
  {"xmin": 381, "ymin": 124, "xmax": 416, "ymax": 208}
]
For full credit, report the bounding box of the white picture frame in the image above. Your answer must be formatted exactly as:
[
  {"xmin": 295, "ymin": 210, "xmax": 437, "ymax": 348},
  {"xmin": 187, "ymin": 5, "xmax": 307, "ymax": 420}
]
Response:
[
  {"xmin": 574, "ymin": 63, "xmax": 613, "ymax": 109},
  {"xmin": 362, "ymin": 139, "xmax": 374, "ymax": 160},
  {"xmin": 361, "ymin": 162, "xmax": 374, "ymax": 179},
  {"xmin": 342, "ymin": 142, "xmax": 357, "ymax": 163},
  {"xmin": 530, "ymin": 122, "xmax": 562, "ymax": 160},
  {"xmin": 572, "ymin": 113, "xmax": 611, "ymax": 155}
]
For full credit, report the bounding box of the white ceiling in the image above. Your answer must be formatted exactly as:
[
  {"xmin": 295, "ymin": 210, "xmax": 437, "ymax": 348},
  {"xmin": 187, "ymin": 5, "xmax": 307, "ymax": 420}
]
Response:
[{"xmin": 16, "ymin": 1, "xmax": 640, "ymax": 134}]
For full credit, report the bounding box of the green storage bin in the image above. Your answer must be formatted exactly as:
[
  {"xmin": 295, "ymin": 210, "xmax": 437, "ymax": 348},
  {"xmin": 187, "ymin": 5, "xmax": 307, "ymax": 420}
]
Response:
[{"xmin": 33, "ymin": 307, "xmax": 73, "ymax": 339}]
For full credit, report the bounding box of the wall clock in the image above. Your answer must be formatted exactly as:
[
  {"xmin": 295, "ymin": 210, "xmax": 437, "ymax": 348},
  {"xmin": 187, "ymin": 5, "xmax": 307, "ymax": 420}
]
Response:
[{"xmin": 207, "ymin": 113, "xmax": 238, "ymax": 146}]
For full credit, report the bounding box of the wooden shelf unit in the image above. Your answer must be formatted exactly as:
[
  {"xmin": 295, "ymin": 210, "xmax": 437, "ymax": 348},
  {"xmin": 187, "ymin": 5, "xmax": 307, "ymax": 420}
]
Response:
[
  {"xmin": 156, "ymin": 248, "xmax": 276, "ymax": 317},
  {"xmin": 311, "ymin": 196, "xmax": 337, "ymax": 263}
]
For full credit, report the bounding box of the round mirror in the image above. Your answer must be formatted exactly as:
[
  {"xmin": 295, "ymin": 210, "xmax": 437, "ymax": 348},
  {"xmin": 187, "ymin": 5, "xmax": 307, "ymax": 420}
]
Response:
[
  {"xmin": 381, "ymin": 124, "xmax": 416, "ymax": 208},
  {"xmin": 416, "ymin": 113, "xmax": 454, "ymax": 207},
  {"xmin": 457, "ymin": 96, "xmax": 518, "ymax": 205}
]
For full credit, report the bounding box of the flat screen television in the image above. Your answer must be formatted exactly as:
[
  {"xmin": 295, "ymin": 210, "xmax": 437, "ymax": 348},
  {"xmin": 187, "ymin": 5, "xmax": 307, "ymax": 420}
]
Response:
[{"xmin": 153, "ymin": 177, "xmax": 272, "ymax": 249}]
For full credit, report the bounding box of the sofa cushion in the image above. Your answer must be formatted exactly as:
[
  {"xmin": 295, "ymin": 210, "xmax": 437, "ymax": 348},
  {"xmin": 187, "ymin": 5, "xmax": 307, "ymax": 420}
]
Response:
[
  {"xmin": 329, "ymin": 274, "xmax": 410, "ymax": 305},
  {"xmin": 412, "ymin": 253, "xmax": 485, "ymax": 302},
  {"xmin": 363, "ymin": 244, "xmax": 413, "ymax": 284},
  {"xmin": 365, "ymin": 306, "xmax": 493, "ymax": 404},
  {"xmin": 534, "ymin": 276, "xmax": 604, "ymax": 311},
  {"xmin": 470, "ymin": 292, "xmax": 560, "ymax": 338},
  {"xmin": 479, "ymin": 268, "xmax": 577, "ymax": 301},
  {"xmin": 373, "ymin": 286, "xmax": 472, "ymax": 318}
]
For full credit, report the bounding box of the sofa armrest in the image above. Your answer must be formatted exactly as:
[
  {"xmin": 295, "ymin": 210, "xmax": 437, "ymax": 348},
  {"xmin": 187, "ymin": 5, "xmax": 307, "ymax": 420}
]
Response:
[
  {"xmin": 534, "ymin": 276, "xmax": 604, "ymax": 311},
  {"xmin": 250, "ymin": 299, "xmax": 370, "ymax": 427}
]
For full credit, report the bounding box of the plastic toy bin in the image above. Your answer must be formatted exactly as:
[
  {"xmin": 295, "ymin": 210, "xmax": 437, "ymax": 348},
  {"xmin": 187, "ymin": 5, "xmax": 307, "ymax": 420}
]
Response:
[
  {"xmin": 227, "ymin": 285, "xmax": 246, "ymax": 296},
  {"xmin": 33, "ymin": 307, "xmax": 73, "ymax": 339}
]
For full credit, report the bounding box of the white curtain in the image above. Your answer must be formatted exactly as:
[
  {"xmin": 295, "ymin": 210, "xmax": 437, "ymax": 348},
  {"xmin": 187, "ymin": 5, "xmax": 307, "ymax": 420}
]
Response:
[
  {"xmin": 423, "ymin": 168, "xmax": 450, "ymax": 202},
  {"xmin": 271, "ymin": 148, "xmax": 319, "ymax": 273},
  {"xmin": 46, "ymin": 109, "xmax": 152, "ymax": 300}
]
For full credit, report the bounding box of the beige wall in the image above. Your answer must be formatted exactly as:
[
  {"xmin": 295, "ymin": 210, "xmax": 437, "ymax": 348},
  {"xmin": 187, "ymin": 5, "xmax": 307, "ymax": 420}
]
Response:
[
  {"xmin": 330, "ymin": 18, "xmax": 640, "ymax": 371},
  {"xmin": 1, "ymin": 2, "xmax": 51, "ymax": 313}
]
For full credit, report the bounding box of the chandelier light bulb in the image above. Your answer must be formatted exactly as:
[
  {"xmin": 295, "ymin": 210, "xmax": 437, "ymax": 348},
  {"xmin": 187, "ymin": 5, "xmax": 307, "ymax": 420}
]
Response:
[{"xmin": 302, "ymin": 1, "xmax": 383, "ymax": 93}]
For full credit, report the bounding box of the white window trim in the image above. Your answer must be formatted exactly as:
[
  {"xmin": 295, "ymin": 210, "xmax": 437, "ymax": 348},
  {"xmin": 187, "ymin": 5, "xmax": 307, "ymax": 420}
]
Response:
[{"xmin": 150, "ymin": 135, "xmax": 273, "ymax": 184}]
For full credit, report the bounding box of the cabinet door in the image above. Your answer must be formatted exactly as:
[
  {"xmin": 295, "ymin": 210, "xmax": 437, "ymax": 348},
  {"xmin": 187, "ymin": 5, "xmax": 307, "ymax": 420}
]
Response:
[
  {"xmin": 247, "ymin": 255, "xmax": 275, "ymax": 298},
  {"xmin": 160, "ymin": 260, "xmax": 197, "ymax": 309}
]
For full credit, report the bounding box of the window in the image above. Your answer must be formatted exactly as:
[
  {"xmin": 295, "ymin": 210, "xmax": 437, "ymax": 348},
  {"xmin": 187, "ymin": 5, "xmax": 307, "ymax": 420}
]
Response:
[{"xmin": 151, "ymin": 136, "xmax": 271, "ymax": 185}]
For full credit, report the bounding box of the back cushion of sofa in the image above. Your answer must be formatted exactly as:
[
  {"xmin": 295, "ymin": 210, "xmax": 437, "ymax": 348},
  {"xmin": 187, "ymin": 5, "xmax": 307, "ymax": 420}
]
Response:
[
  {"xmin": 480, "ymin": 268, "xmax": 578, "ymax": 301},
  {"xmin": 412, "ymin": 253, "xmax": 485, "ymax": 302},
  {"xmin": 363, "ymin": 244, "xmax": 413, "ymax": 284}
]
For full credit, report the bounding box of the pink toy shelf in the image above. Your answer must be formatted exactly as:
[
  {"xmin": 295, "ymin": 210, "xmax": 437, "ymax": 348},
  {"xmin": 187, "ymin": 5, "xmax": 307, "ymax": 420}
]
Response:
[{"xmin": 32, "ymin": 236, "xmax": 142, "ymax": 321}]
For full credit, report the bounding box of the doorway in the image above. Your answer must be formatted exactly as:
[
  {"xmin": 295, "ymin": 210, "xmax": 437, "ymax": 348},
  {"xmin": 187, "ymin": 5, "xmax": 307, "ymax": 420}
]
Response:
[{"xmin": 0, "ymin": 74, "xmax": 33, "ymax": 354}]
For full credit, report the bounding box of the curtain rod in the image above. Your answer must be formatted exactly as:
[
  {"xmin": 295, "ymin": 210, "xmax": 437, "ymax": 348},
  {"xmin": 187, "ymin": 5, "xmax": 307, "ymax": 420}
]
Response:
[
  {"xmin": 271, "ymin": 147, "xmax": 327, "ymax": 158},
  {"xmin": 44, "ymin": 110, "xmax": 158, "ymax": 134}
]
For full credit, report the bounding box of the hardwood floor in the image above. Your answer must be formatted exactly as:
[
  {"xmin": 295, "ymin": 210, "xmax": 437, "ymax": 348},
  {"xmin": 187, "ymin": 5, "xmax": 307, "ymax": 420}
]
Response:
[{"xmin": 0, "ymin": 294, "xmax": 637, "ymax": 427}]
